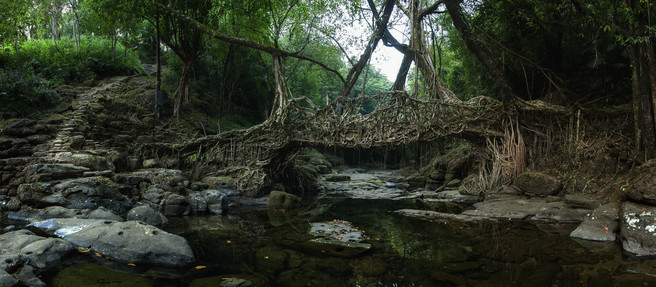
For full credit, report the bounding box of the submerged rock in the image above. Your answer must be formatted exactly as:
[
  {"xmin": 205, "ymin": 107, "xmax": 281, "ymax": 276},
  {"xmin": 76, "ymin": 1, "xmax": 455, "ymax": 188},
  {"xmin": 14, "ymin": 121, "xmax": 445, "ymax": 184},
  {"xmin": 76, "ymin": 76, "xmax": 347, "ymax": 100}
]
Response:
[
  {"xmin": 31, "ymin": 218, "xmax": 194, "ymax": 267},
  {"xmin": 570, "ymin": 203, "xmax": 619, "ymax": 242},
  {"xmin": 268, "ymin": 190, "xmax": 300, "ymax": 210},
  {"xmin": 305, "ymin": 220, "xmax": 371, "ymax": 257},
  {"xmin": 620, "ymin": 202, "xmax": 656, "ymax": 256}
]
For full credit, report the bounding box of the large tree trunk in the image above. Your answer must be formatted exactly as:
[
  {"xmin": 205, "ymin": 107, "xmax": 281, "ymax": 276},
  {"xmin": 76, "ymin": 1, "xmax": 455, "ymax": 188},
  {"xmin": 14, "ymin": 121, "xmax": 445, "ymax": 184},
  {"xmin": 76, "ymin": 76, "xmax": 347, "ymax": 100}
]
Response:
[
  {"xmin": 408, "ymin": 0, "xmax": 459, "ymax": 103},
  {"xmin": 269, "ymin": 54, "xmax": 292, "ymax": 122},
  {"xmin": 444, "ymin": 0, "xmax": 514, "ymax": 110}
]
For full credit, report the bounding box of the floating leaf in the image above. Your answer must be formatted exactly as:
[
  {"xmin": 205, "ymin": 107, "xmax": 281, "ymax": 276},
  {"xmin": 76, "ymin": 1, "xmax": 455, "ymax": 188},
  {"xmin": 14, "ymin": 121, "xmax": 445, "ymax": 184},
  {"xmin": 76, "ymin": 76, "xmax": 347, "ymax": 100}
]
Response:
[
  {"xmin": 77, "ymin": 247, "xmax": 91, "ymax": 253},
  {"xmin": 194, "ymin": 266, "xmax": 207, "ymax": 270},
  {"xmin": 127, "ymin": 263, "xmax": 136, "ymax": 267}
]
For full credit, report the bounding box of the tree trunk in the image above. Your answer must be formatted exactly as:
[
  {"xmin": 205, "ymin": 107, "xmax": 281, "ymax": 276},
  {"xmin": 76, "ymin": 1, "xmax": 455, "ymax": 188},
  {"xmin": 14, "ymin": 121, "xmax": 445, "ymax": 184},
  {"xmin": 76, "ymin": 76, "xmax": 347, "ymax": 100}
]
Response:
[
  {"xmin": 444, "ymin": 0, "xmax": 514, "ymax": 109},
  {"xmin": 341, "ymin": 0, "xmax": 395, "ymax": 98},
  {"xmin": 409, "ymin": 0, "xmax": 459, "ymax": 103},
  {"xmin": 111, "ymin": 34, "xmax": 117, "ymax": 61},
  {"xmin": 630, "ymin": 43, "xmax": 656, "ymax": 160},
  {"xmin": 14, "ymin": 25, "xmax": 20, "ymax": 64},
  {"xmin": 155, "ymin": 11, "xmax": 162, "ymax": 118},
  {"xmin": 630, "ymin": 44, "xmax": 643, "ymax": 155},
  {"xmin": 269, "ymin": 54, "xmax": 292, "ymax": 121},
  {"xmin": 391, "ymin": 52, "xmax": 412, "ymax": 91},
  {"xmin": 172, "ymin": 60, "xmax": 194, "ymax": 119}
]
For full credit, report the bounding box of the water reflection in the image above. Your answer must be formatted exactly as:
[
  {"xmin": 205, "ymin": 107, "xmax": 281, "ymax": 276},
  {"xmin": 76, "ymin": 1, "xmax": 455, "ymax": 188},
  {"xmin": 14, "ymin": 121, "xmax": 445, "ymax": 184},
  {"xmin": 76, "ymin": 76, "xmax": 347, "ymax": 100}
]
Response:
[{"xmin": 44, "ymin": 198, "xmax": 656, "ymax": 286}]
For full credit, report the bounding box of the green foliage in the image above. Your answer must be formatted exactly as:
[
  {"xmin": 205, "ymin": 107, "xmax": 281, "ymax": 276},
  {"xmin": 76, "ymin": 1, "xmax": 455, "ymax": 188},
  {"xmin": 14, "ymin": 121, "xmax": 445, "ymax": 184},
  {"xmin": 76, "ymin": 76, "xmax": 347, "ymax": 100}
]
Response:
[
  {"xmin": 7, "ymin": 36, "xmax": 143, "ymax": 84},
  {"xmin": 0, "ymin": 65, "xmax": 59, "ymax": 118}
]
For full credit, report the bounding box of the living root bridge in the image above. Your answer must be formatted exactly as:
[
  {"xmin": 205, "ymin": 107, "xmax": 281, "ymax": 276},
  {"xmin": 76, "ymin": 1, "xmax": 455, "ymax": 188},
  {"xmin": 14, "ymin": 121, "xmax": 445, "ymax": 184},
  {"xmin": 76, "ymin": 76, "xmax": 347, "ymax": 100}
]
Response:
[{"xmin": 142, "ymin": 92, "xmax": 579, "ymax": 194}]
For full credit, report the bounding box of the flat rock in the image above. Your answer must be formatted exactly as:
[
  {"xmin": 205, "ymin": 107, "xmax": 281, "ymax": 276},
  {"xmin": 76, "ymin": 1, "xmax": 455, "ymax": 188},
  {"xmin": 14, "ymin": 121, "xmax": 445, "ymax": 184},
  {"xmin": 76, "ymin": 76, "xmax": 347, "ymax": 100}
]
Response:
[
  {"xmin": 620, "ymin": 202, "xmax": 656, "ymax": 256},
  {"xmin": 570, "ymin": 203, "xmax": 619, "ymax": 242},
  {"xmin": 461, "ymin": 196, "xmax": 587, "ymax": 222},
  {"xmin": 31, "ymin": 218, "xmax": 194, "ymax": 267}
]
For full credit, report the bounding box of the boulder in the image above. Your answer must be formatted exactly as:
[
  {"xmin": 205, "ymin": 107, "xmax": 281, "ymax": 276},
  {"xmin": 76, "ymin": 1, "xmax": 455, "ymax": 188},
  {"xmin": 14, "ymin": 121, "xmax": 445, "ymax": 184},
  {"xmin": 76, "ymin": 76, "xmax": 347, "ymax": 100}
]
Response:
[
  {"xmin": 44, "ymin": 176, "xmax": 132, "ymax": 214},
  {"xmin": 620, "ymin": 202, "xmax": 656, "ymax": 256},
  {"xmin": 624, "ymin": 163, "xmax": 656, "ymax": 205},
  {"xmin": 88, "ymin": 207, "xmax": 123, "ymax": 221},
  {"xmin": 127, "ymin": 205, "xmax": 167, "ymax": 227},
  {"xmin": 513, "ymin": 171, "xmax": 562, "ymax": 197},
  {"xmin": 161, "ymin": 193, "xmax": 189, "ymax": 216},
  {"xmin": 0, "ymin": 270, "xmax": 17, "ymax": 287},
  {"xmin": 570, "ymin": 203, "xmax": 619, "ymax": 242},
  {"xmin": 31, "ymin": 218, "xmax": 194, "ymax": 267},
  {"xmin": 268, "ymin": 190, "xmax": 300, "ymax": 210},
  {"xmin": 188, "ymin": 189, "xmax": 226, "ymax": 215},
  {"xmin": 0, "ymin": 229, "xmax": 75, "ymax": 285}
]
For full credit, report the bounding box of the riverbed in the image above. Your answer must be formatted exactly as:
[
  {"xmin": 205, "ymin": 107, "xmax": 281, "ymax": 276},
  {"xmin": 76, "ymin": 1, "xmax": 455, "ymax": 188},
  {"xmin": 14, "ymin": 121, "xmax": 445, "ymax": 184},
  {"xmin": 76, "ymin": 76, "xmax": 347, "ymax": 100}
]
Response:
[{"xmin": 20, "ymin": 193, "xmax": 656, "ymax": 287}]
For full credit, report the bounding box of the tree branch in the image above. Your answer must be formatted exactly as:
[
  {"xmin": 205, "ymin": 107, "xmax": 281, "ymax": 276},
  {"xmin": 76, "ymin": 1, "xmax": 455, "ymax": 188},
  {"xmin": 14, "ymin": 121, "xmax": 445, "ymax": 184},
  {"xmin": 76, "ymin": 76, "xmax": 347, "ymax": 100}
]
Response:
[
  {"xmin": 420, "ymin": 1, "xmax": 445, "ymax": 19},
  {"xmin": 155, "ymin": 1, "xmax": 346, "ymax": 85}
]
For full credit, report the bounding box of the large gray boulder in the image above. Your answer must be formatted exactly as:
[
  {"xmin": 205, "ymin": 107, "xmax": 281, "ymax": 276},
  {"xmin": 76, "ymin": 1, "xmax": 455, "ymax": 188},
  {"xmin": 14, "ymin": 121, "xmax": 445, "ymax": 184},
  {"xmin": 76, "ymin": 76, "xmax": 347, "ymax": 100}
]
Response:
[
  {"xmin": 620, "ymin": 201, "xmax": 656, "ymax": 256},
  {"xmin": 570, "ymin": 203, "xmax": 619, "ymax": 242},
  {"xmin": 513, "ymin": 171, "xmax": 562, "ymax": 197},
  {"xmin": 31, "ymin": 218, "xmax": 194, "ymax": 267}
]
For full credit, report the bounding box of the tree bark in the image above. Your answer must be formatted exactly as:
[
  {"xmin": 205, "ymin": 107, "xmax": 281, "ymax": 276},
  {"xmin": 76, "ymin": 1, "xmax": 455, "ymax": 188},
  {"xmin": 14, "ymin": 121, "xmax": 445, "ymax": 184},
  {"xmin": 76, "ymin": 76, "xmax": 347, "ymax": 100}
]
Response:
[
  {"xmin": 269, "ymin": 54, "xmax": 292, "ymax": 121},
  {"xmin": 444, "ymin": 0, "xmax": 514, "ymax": 109}
]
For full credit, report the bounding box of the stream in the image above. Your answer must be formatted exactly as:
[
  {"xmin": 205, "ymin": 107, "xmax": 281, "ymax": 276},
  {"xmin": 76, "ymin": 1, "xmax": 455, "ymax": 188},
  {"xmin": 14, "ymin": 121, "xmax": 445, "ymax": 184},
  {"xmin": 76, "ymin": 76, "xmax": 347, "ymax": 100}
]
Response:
[{"xmin": 31, "ymin": 191, "xmax": 656, "ymax": 286}]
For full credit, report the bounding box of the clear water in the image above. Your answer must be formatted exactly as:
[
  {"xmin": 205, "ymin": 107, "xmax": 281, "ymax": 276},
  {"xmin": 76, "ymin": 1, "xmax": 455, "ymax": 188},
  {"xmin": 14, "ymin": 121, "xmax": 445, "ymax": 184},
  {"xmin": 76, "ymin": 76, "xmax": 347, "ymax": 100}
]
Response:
[{"xmin": 37, "ymin": 197, "xmax": 656, "ymax": 286}]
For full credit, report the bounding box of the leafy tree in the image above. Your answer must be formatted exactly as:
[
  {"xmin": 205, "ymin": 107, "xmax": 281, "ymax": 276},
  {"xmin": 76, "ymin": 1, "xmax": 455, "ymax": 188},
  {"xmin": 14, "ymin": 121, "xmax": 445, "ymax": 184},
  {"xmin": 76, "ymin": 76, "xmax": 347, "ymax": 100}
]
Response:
[{"xmin": 0, "ymin": 0, "xmax": 33, "ymax": 63}]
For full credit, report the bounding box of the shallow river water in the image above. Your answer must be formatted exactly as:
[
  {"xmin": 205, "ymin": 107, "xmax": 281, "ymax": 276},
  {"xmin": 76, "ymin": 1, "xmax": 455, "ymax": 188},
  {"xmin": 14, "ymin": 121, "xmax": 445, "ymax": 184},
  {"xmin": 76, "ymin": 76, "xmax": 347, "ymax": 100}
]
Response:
[{"xmin": 39, "ymin": 196, "xmax": 656, "ymax": 286}]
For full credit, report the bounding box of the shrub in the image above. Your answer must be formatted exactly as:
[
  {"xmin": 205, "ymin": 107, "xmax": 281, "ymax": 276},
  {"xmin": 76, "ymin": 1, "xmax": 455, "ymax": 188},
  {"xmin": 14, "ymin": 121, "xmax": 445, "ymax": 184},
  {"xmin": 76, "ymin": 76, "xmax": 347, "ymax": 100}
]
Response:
[
  {"xmin": 0, "ymin": 65, "xmax": 59, "ymax": 119},
  {"xmin": 8, "ymin": 36, "xmax": 143, "ymax": 85}
]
